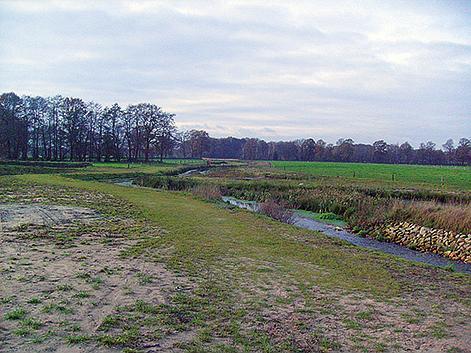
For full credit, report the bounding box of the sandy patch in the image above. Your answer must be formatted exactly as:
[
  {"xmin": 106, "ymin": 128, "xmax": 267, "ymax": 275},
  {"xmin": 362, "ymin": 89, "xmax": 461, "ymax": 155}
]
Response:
[
  {"xmin": 0, "ymin": 203, "xmax": 99, "ymax": 231},
  {"xmin": 0, "ymin": 204, "xmax": 194, "ymax": 352}
]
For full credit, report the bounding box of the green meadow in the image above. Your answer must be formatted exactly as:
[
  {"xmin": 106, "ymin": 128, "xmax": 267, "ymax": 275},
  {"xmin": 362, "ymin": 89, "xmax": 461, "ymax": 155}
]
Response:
[{"xmin": 272, "ymin": 161, "xmax": 471, "ymax": 190}]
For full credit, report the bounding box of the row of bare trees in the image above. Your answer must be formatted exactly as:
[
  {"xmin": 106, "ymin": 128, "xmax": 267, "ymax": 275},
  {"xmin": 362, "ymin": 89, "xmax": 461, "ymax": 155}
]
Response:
[
  {"xmin": 1, "ymin": 92, "xmax": 470, "ymax": 165},
  {"xmin": 173, "ymin": 134, "xmax": 471, "ymax": 165},
  {"xmin": 0, "ymin": 92, "xmax": 177, "ymax": 162}
]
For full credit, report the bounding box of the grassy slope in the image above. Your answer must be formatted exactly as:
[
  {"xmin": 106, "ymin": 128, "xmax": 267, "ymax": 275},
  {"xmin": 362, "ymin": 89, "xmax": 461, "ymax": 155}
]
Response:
[
  {"xmin": 16, "ymin": 173, "xmax": 400, "ymax": 295},
  {"xmin": 2, "ymin": 171, "xmax": 470, "ymax": 351},
  {"xmin": 0, "ymin": 161, "xmax": 180, "ymax": 176},
  {"xmin": 88, "ymin": 161, "xmax": 196, "ymax": 173},
  {"xmin": 0, "ymin": 160, "xmax": 203, "ymax": 176},
  {"xmin": 272, "ymin": 161, "xmax": 471, "ymax": 190}
]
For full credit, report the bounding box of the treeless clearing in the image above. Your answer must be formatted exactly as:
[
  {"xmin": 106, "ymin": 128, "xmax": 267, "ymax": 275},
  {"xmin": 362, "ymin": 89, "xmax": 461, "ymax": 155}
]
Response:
[{"xmin": 1, "ymin": 173, "xmax": 469, "ymax": 352}]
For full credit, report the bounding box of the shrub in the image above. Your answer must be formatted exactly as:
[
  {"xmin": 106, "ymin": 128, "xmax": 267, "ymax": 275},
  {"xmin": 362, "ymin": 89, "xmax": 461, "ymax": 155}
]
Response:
[
  {"xmin": 259, "ymin": 200, "xmax": 294, "ymax": 224},
  {"xmin": 192, "ymin": 184, "xmax": 222, "ymax": 201},
  {"xmin": 318, "ymin": 212, "xmax": 342, "ymax": 220},
  {"xmin": 138, "ymin": 176, "xmax": 196, "ymax": 191},
  {"xmin": 387, "ymin": 199, "xmax": 471, "ymax": 234}
]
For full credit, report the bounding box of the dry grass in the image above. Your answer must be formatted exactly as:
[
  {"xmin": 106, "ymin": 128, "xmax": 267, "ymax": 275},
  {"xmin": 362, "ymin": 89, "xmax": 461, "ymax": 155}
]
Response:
[
  {"xmin": 191, "ymin": 184, "xmax": 222, "ymax": 201},
  {"xmin": 388, "ymin": 200, "xmax": 471, "ymax": 234},
  {"xmin": 259, "ymin": 199, "xmax": 294, "ymax": 224}
]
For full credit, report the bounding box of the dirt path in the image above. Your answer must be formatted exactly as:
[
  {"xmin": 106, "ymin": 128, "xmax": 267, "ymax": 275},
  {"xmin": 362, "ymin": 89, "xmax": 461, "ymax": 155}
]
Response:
[{"xmin": 0, "ymin": 204, "xmax": 193, "ymax": 352}]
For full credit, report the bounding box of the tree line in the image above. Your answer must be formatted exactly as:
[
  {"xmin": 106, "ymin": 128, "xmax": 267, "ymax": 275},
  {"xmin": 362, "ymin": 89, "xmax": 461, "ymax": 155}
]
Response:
[
  {"xmin": 0, "ymin": 92, "xmax": 175, "ymax": 162},
  {"xmin": 1, "ymin": 92, "xmax": 470, "ymax": 165}
]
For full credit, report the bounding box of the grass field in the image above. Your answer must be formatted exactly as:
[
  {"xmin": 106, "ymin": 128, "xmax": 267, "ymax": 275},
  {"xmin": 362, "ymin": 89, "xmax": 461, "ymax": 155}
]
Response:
[
  {"xmin": 0, "ymin": 162, "xmax": 470, "ymax": 352},
  {"xmin": 271, "ymin": 161, "xmax": 471, "ymax": 190},
  {"xmin": 91, "ymin": 159, "xmax": 203, "ymax": 168},
  {"xmin": 0, "ymin": 160, "xmax": 203, "ymax": 176}
]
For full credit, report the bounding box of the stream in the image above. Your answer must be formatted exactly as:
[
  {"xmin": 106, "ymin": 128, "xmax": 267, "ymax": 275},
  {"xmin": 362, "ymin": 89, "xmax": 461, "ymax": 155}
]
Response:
[
  {"xmin": 110, "ymin": 176, "xmax": 471, "ymax": 274},
  {"xmin": 222, "ymin": 196, "xmax": 471, "ymax": 274}
]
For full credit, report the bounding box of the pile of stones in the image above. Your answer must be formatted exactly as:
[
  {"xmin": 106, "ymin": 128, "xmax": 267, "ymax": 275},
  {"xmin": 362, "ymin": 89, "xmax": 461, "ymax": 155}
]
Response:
[{"xmin": 383, "ymin": 222, "xmax": 470, "ymax": 263}]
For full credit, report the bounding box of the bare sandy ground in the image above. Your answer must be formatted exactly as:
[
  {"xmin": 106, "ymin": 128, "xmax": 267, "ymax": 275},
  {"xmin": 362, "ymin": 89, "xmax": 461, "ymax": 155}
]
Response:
[
  {"xmin": 0, "ymin": 204, "xmax": 193, "ymax": 352},
  {"xmin": 0, "ymin": 204, "xmax": 99, "ymax": 231}
]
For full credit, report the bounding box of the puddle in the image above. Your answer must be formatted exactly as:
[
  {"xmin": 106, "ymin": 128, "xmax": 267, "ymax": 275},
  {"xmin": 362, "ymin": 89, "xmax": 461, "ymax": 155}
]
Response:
[{"xmin": 111, "ymin": 178, "xmax": 137, "ymax": 187}]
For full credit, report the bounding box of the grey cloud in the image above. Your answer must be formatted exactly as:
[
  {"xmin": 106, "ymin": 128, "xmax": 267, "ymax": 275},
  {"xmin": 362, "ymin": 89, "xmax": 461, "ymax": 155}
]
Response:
[{"xmin": 0, "ymin": 0, "xmax": 470, "ymax": 144}]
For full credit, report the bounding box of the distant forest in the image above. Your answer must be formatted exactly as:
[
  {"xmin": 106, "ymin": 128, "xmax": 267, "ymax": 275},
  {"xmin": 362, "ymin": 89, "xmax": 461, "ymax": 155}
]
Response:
[{"xmin": 1, "ymin": 92, "xmax": 470, "ymax": 165}]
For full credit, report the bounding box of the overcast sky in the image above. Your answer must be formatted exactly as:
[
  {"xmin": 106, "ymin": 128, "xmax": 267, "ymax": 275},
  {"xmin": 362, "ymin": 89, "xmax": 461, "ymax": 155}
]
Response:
[{"xmin": 1, "ymin": 0, "xmax": 470, "ymax": 145}]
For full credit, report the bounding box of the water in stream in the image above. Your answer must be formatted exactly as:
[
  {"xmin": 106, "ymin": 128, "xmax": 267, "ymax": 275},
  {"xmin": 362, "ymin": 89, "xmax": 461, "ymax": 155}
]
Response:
[
  {"xmin": 108, "ymin": 179, "xmax": 470, "ymax": 274},
  {"xmin": 222, "ymin": 196, "xmax": 471, "ymax": 274},
  {"xmin": 178, "ymin": 168, "xmax": 209, "ymax": 177}
]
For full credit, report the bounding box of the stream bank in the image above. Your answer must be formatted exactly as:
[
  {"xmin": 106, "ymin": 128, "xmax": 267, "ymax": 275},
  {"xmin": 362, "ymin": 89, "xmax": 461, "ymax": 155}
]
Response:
[
  {"xmin": 109, "ymin": 177, "xmax": 471, "ymax": 274},
  {"xmin": 222, "ymin": 196, "xmax": 471, "ymax": 274}
]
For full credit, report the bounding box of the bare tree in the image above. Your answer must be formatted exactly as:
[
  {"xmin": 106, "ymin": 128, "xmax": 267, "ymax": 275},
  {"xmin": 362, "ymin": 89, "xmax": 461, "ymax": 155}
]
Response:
[
  {"xmin": 155, "ymin": 112, "xmax": 176, "ymax": 162},
  {"xmin": 1, "ymin": 91, "xmax": 469, "ymax": 166},
  {"xmin": 300, "ymin": 138, "xmax": 316, "ymax": 161},
  {"xmin": 188, "ymin": 130, "xmax": 210, "ymax": 158},
  {"xmin": 61, "ymin": 97, "xmax": 87, "ymax": 161}
]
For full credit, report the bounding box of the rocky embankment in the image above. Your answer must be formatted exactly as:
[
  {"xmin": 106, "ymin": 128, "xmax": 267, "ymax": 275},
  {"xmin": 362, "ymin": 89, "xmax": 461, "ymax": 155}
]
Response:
[{"xmin": 383, "ymin": 222, "xmax": 470, "ymax": 263}]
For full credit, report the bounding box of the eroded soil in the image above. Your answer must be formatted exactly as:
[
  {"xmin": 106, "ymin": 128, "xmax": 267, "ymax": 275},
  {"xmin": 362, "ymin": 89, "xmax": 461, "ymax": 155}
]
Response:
[
  {"xmin": 0, "ymin": 206, "xmax": 194, "ymax": 352},
  {"xmin": 0, "ymin": 203, "xmax": 99, "ymax": 231}
]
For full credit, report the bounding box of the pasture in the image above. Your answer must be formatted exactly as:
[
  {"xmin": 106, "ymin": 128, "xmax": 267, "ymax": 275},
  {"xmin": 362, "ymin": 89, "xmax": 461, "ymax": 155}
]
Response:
[
  {"xmin": 91, "ymin": 159, "xmax": 203, "ymax": 168},
  {"xmin": 0, "ymin": 160, "xmax": 202, "ymax": 176},
  {"xmin": 271, "ymin": 161, "xmax": 471, "ymax": 190}
]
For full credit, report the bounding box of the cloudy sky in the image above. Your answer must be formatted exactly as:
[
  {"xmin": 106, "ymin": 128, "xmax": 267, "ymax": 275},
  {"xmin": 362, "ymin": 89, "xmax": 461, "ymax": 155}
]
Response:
[{"xmin": 1, "ymin": 0, "xmax": 470, "ymax": 145}]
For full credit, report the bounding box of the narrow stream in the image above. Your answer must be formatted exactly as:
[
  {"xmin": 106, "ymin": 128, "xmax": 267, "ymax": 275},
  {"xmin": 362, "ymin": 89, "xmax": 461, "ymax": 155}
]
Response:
[
  {"xmin": 222, "ymin": 196, "xmax": 471, "ymax": 274},
  {"xmin": 178, "ymin": 168, "xmax": 209, "ymax": 177},
  {"xmin": 108, "ymin": 178, "xmax": 470, "ymax": 274}
]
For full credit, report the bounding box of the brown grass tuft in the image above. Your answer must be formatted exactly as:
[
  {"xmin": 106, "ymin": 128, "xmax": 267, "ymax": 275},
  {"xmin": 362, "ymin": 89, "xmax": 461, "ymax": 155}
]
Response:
[
  {"xmin": 259, "ymin": 199, "xmax": 294, "ymax": 224},
  {"xmin": 388, "ymin": 200, "xmax": 471, "ymax": 234},
  {"xmin": 191, "ymin": 184, "xmax": 222, "ymax": 201}
]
